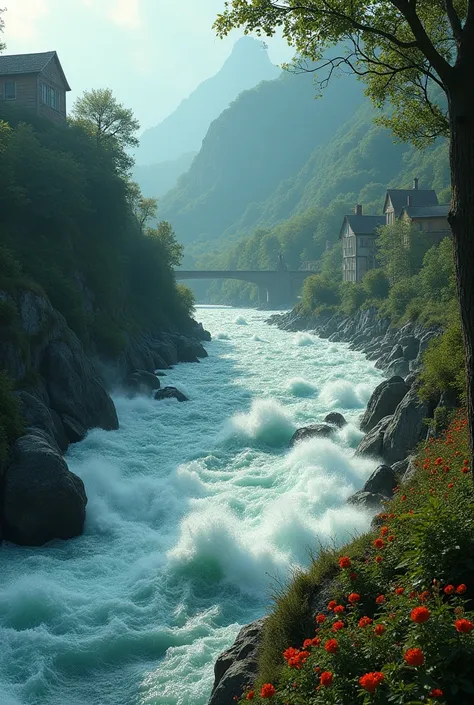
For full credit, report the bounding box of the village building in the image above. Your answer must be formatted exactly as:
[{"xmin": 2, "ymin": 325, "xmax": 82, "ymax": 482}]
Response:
[
  {"xmin": 340, "ymin": 179, "xmax": 450, "ymax": 282},
  {"xmin": 0, "ymin": 51, "xmax": 70, "ymax": 123}
]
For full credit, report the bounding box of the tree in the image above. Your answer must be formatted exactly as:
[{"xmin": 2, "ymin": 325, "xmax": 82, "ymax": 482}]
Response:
[
  {"xmin": 70, "ymin": 88, "xmax": 139, "ymax": 172},
  {"xmin": 146, "ymin": 221, "xmax": 183, "ymax": 268},
  {"xmin": 214, "ymin": 0, "xmax": 474, "ymax": 474},
  {"xmin": 377, "ymin": 219, "xmax": 431, "ymax": 283},
  {"xmin": 362, "ymin": 268, "xmax": 390, "ymax": 300},
  {"xmin": 126, "ymin": 181, "xmax": 158, "ymax": 230}
]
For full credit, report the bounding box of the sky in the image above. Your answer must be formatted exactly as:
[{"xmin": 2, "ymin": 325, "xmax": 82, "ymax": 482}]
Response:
[{"xmin": 2, "ymin": 0, "xmax": 292, "ymax": 132}]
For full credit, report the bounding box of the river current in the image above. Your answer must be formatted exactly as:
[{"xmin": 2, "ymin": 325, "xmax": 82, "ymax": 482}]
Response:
[{"xmin": 0, "ymin": 306, "xmax": 384, "ymax": 705}]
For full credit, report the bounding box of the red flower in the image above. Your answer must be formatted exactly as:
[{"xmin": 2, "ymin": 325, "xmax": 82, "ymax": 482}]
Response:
[
  {"xmin": 444, "ymin": 585, "xmax": 455, "ymax": 595},
  {"xmin": 411, "ymin": 606, "xmax": 430, "ymax": 623},
  {"xmin": 325, "ymin": 638, "xmax": 338, "ymax": 653},
  {"xmin": 419, "ymin": 591, "xmax": 430, "ymax": 602},
  {"xmin": 316, "ymin": 614, "xmax": 326, "ymax": 624},
  {"xmin": 373, "ymin": 538, "xmax": 385, "ymax": 549},
  {"xmin": 387, "ymin": 535, "xmax": 395, "ymax": 542},
  {"xmin": 455, "ymin": 618, "xmax": 474, "ymax": 633},
  {"xmin": 375, "ymin": 595, "xmax": 385, "ymax": 604},
  {"xmin": 328, "ymin": 600, "xmax": 337, "ymax": 611},
  {"xmin": 380, "ymin": 526, "xmax": 389, "ymax": 536},
  {"xmin": 395, "ymin": 587, "xmax": 405, "ymax": 595},
  {"xmin": 404, "ymin": 647, "xmax": 425, "ymax": 666},
  {"xmin": 359, "ymin": 671, "xmax": 385, "ymax": 693},
  {"xmin": 320, "ymin": 671, "xmax": 333, "ymax": 687},
  {"xmin": 333, "ymin": 605, "xmax": 345, "ymax": 614},
  {"xmin": 283, "ymin": 647, "xmax": 299, "ymax": 662},
  {"xmin": 348, "ymin": 592, "xmax": 361, "ymax": 603},
  {"xmin": 435, "ymin": 457, "xmax": 444, "ymax": 465},
  {"xmin": 448, "ymin": 482, "xmax": 454, "ymax": 488},
  {"xmin": 456, "ymin": 584, "xmax": 467, "ymax": 594},
  {"xmin": 359, "ymin": 616, "xmax": 373, "ymax": 628},
  {"xmin": 429, "ymin": 688, "xmax": 444, "ymax": 699},
  {"xmin": 374, "ymin": 624, "xmax": 385, "ymax": 635},
  {"xmin": 246, "ymin": 691, "xmax": 255, "ymax": 700},
  {"xmin": 332, "ymin": 620, "xmax": 345, "ymax": 631},
  {"xmin": 375, "ymin": 555, "xmax": 383, "ymax": 563},
  {"xmin": 260, "ymin": 684, "xmax": 276, "ymax": 698},
  {"xmin": 462, "ymin": 466, "xmax": 469, "ymax": 473},
  {"xmin": 339, "ymin": 556, "xmax": 351, "ymax": 568}
]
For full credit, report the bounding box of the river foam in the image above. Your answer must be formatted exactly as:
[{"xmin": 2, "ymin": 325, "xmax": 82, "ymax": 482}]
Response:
[{"xmin": 0, "ymin": 307, "xmax": 384, "ymax": 705}]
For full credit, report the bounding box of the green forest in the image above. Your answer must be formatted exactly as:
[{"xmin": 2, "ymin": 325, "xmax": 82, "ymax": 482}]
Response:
[{"xmin": 0, "ymin": 99, "xmax": 194, "ymax": 360}]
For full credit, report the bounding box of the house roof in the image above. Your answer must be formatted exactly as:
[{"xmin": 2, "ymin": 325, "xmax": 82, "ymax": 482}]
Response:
[
  {"xmin": 0, "ymin": 51, "xmax": 71, "ymax": 91},
  {"xmin": 402, "ymin": 204, "xmax": 450, "ymax": 219},
  {"xmin": 339, "ymin": 214, "xmax": 385, "ymax": 239},
  {"xmin": 383, "ymin": 189, "xmax": 438, "ymax": 217}
]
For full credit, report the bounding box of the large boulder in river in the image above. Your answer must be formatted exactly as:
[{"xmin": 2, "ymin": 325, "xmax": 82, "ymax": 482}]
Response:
[
  {"xmin": 175, "ymin": 335, "xmax": 208, "ymax": 362},
  {"xmin": 356, "ymin": 416, "xmax": 392, "ymax": 458},
  {"xmin": 385, "ymin": 358, "xmax": 410, "ymax": 378},
  {"xmin": 14, "ymin": 391, "xmax": 69, "ymax": 452},
  {"xmin": 2, "ymin": 430, "xmax": 87, "ymax": 546},
  {"xmin": 209, "ymin": 619, "xmax": 266, "ymax": 705},
  {"xmin": 360, "ymin": 377, "xmax": 409, "ymax": 432},
  {"xmin": 154, "ymin": 386, "xmax": 189, "ymax": 402},
  {"xmin": 382, "ymin": 387, "xmax": 432, "ymax": 464},
  {"xmin": 42, "ymin": 338, "xmax": 118, "ymax": 432},
  {"xmin": 289, "ymin": 423, "xmax": 335, "ymax": 447},
  {"xmin": 125, "ymin": 369, "xmax": 161, "ymax": 396},
  {"xmin": 324, "ymin": 412, "xmax": 347, "ymax": 429}
]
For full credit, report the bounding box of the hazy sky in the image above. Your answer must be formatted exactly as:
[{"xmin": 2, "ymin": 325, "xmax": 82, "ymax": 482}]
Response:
[{"xmin": 2, "ymin": 0, "xmax": 292, "ymax": 131}]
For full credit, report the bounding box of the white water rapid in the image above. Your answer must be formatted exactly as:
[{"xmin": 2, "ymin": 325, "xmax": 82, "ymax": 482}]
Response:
[{"xmin": 0, "ymin": 307, "xmax": 384, "ymax": 705}]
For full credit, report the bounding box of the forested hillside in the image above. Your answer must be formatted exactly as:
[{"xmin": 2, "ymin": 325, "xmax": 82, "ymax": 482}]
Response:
[
  {"xmin": 132, "ymin": 151, "xmax": 197, "ymax": 198},
  {"xmin": 0, "ymin": 104, "xmax": 193, "ymax": 358}
]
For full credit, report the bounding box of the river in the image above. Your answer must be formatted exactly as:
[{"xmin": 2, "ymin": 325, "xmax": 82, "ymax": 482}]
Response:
[{"xmin": 0, "ymin": 306, "xmax": 384, "ymax": 705}]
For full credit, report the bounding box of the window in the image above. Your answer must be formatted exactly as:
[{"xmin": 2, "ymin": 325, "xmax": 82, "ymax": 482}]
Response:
[
  {"xmin": 40, "ymin": 82, "xmax": 48, "ymax": 104},
  {"xmin": 49, "ymin": 87, "xmax": 56, "ymax": 109},
  {"xmin": 4, "ymin": 81, "xmax": 16, "ymax": 100}
]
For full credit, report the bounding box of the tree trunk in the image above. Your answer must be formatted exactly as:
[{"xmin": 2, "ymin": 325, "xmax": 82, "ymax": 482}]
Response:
[{"xmin": 447, "ymin": 81, "xmax": 474, "ymax": 471}]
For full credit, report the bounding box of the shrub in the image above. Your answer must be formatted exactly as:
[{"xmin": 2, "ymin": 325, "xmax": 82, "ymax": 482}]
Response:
[
  {"xmin": 362, "ymin": 268, "xmax": 390, "ymax": 300},
  {"xmin": 0, "ymin": 370, "xmax": 24, "ymax": 465},
  {"xmin": 301, "ymin": 275, "xmax": 341, "ymax": 314},
  {"xmin": 379, "ymin": 277, "xmax": 419, "ymax": 321},
  {"xmin": 419, "ymin": 321, "xmax": 465, "ymax": 401},
  {"xmin": 339, "ymin": 283, "xmax": 367, "ymax": 315}
]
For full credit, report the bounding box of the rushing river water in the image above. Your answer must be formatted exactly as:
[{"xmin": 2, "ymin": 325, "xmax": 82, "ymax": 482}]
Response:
[{"xmin": 0, "ymin": 307, "xmax": 385, "ymax": 705}]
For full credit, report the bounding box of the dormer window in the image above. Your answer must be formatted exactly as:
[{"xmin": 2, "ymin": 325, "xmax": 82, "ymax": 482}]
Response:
[{"xmin": 4, "ymin": 81, "xmax": 16, "ymax": 100}]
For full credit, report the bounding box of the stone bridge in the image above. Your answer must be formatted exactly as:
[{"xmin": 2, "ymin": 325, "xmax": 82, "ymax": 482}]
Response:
[{"xmin": 175, "ymin": 269, "xmax": 314, "ymax": 307}]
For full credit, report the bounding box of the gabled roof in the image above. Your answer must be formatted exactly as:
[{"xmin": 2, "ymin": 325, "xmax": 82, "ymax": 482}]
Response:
[
  {"xmin": 383, "ymin": 189, "xmax": 438, "ymax": 217},
  {"xmin": 339, "ymin": 214, "xmax": 385, "ymax": 239},
  {"xmin": 402, "ymin": 204, "xmax": 450, "ymax": 219},
  {"xmin": 0, "ymin": 51, "xmax": 71, "ymax": 90}
]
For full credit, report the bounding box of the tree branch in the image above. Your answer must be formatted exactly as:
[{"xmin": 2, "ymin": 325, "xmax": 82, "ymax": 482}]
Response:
[{"xmin": 444, "ymin": 0, "xmax": 463, "ymax": 42}]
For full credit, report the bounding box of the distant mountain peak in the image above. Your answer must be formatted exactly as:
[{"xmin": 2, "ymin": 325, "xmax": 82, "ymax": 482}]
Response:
[{"xmin": 135, "ymin": 37, "xmax": 280, "ymax": 166}]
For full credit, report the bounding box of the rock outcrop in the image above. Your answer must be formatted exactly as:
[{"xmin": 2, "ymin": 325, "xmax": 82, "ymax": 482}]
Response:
[
  {"xmin": 382, "ymin": 387, "xmax": 432, "ymax": 464},
  {"xmin": 360, "ymin": 377, "xmax": 410, "ymax": 433},
  {"xmin": 154, "ymin": 386, "xmax": 189, "ymax": 402},
  {"xmin": 208, "ymin": 619, "xmax": 266, "ymax": 705},
  {"xmin": 356, "ymin": 416, "xmax": 392, "ymax": 458},
  {"xmin": 2, "ymin": 430, "xmax": 87, "ymax": 546},
  {"xmin": 324, "ymin": 412, "xmax": 347, "ymax": 428},
  {"xmin": 289, "ymin": 423, "xmax": 335, "ymax": 446}
]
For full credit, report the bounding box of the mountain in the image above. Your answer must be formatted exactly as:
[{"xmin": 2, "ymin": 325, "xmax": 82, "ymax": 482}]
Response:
[
  {"xmin": 132, "ymin": 152, "xmax": 197, "ymax": 198},
  {"xmin": 159, "ymin": 67, "xmax": 368, "ymax": 244},
  {"xmin": 135, "ymin": 37, "xmax": 280, "ymax": 166}
]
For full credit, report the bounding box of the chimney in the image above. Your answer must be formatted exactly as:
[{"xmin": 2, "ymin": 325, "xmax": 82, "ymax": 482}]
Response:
[
  {"xmin": 413, "ymin": 177, "xmax": 419, "ymax": 190},
  {"xmin": 355, "ymin": 204, "xmax": 363, "ymax": 216},
  {"xmin": 407, "ymin": 195, "xmax": 412, "ymax": 206}
]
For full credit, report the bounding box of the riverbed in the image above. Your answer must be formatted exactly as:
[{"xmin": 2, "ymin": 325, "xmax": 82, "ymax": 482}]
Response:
[{"xmin": 0, "ymin": 306, "xmax": 384, "ymax": 705}]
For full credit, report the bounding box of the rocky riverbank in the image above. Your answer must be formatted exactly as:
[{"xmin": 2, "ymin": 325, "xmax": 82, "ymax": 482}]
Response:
[
  {"xmin": 0, "ymin": 286, "xmax": 209, "ymax": 546},
  {"xmin": 207, "ymin": 306, "xmax": 457, "ymax": 705}
]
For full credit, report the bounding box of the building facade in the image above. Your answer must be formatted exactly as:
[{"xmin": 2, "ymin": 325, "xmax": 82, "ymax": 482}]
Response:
[
  {"xmin": 0, "ymin": 51, "xmax": 70, "ymax": 123},
  {"xmin": 339, "ymin": 205, "xmax": 385, "ymax": 282}
]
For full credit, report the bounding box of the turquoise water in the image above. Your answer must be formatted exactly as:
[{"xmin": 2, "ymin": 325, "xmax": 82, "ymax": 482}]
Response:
[{"xmin": 0, "ymin": 307, "xmax": 384, "ymax": 705}]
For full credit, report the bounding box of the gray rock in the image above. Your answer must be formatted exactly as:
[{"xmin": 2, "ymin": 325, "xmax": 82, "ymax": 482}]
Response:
[
  {"xmin": 387, "ymin": 344, "xmax": 403, "ymax": 363},
  {"xmin": 382, "ymin": 387, "xmax": 432, "ymax": 464},
  {"xmin": 400, "ymin": 336, "xmax": 419, "ymax": 361},
  {"xmin": 126, "ymin": 369, "xmax": 161, "ymax": 396},
  {"xmin": 289, "ymin": 423, "xmax": 335, "ymax": 447},
  {"xmin": 363, "ymin": 464, "xmax": 397, "ymax": 497},
  {"xmin": 402, "ymin": 457, "xmax": 418, "ymax": 483},
  {"xmin": 324, "ymin": 412, "xmax": 348, "ymax": 429},
  {"xmin": 42, "ymin": 338, "xmax": 118, "ymax": 433},
  {"xmin": 2, "ymin": 430, "xmax": 87, "ymax": 546},
  {"xmin": 348, "ymin": 491, "xmax": 387, "ymax": 510},
  {"xmin": 155, "ymin": 338, "xmax": 178, "ymax": 366},
  {"xmin": 154, "ymin": 387, "xmax": 189, "ymax": 402},
  {"xmin": 208, "ymin": 619, "xmax": 266, "ymax": 705},
  {"xmin": 14, "ymin": 391, "xmax": 63, "ymax": 452},
  {"xmin": 360, "ymin": 377, "xmax": 409, "ymax": 432},
  {"xmin": 385, "ymin": 358, "xmax": 410, "ymax": 378},
  {"xmin": 62, "ymin": 415, "xmax": 87, "ymax": 443},
  {"xmin": 391, "ymin": 457, "xmax": 410, "ymax": 478},
  {"xmin": 174, "ymin": 336, "xmax": 208, "ymax": 362},
  {"xmin": 356, "ymin": 416, "xmax": 393, "ymax": 458}
]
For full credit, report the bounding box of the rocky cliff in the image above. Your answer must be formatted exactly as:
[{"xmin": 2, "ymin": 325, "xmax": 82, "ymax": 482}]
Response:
[{"xmin": 0, "ymin": 285, "xmax": 209, "ymax": 547}]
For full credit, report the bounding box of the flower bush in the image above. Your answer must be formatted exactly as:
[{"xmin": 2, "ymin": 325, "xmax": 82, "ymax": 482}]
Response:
[{"xmin": 240, "ymin": 413, "xmax": 474, "ymax": 704}]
